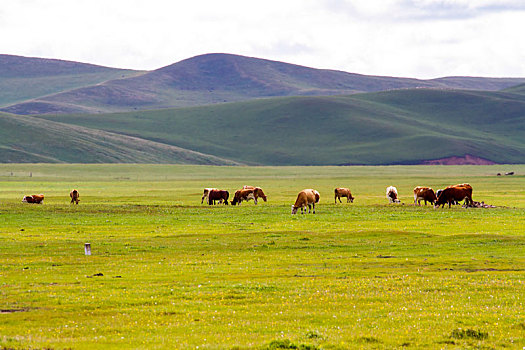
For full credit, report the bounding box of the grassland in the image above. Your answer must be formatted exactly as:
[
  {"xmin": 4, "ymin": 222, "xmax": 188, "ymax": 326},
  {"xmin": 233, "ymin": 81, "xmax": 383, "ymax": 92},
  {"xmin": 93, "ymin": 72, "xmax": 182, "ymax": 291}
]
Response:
[{"xmin": 1, "ymin": 164, "xmax": 524, "ymax": 349}]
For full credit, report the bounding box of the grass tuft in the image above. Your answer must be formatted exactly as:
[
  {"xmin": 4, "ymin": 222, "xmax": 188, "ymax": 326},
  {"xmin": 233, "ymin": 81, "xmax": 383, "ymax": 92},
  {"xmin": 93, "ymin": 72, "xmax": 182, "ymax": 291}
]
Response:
[{"xmin": 450, "ymin": 328, "xmax": 489, "ymax": 340}]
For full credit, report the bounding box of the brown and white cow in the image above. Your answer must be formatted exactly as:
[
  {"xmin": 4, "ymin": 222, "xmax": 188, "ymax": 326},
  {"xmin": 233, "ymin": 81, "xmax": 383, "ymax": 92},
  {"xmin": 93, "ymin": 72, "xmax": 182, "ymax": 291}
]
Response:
[
  {"xmin": 201, "ymin": 188, "xmax": 217, "ymax": 204},
  {"xmin": 292, "ymin": 189, "xmax": 318, "ymax": 214},
  {"xmin": 435, "ymin": 184, "xmax": 473, "ymax": 208},
  {"xmin": 334, "ymin": 187, "xmax": 354, "ymax": 203},
  {"xmin": 70, "ymin": 189, "xmax": 80, "ymax": 204},
  {"xmin": 243, "ymin": 186, "xmax": 268, "ymax": 202},
  {"xmin": 207, "ymin": 189, "xmax": 229, "ymax": 205},
  {"xmin": 386, "ymin": 186, "xmax": 400, "ymax": 203},
  {"xmin": 22, "ymin": 194, "xmax": 45, "ymax": 204},
  {"xmin": 231, "ymin": 187, "xmax": 267, "ymax": 205},
  {"xmin": 413, "ymin": 186, "xmax": 437, "ymax": 206}
]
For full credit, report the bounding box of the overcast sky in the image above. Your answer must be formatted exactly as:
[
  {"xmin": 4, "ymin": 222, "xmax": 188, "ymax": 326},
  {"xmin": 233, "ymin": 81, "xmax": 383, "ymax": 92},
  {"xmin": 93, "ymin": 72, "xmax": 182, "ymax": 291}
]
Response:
[{"xmin": 1, "ymin": 0, "xmax": 524, "ymax": 78}]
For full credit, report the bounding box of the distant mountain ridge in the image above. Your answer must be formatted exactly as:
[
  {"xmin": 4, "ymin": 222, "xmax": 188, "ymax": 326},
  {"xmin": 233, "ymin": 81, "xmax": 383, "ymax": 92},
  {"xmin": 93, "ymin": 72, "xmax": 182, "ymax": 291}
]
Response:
[
  {"xmin": 0, "ymin": 54, "xmax": 143, "ymax": 108},
  {"xmin": 2, "ymin": 53, "xmax": 525, "ymax": 115}
]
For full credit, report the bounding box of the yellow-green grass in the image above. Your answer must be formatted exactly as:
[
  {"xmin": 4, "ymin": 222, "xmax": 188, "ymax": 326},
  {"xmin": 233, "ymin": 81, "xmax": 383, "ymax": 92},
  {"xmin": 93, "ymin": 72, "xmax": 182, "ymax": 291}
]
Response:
[{"xmin": 1, "ymin": 164, "xmax": 524, "ymax": 349}]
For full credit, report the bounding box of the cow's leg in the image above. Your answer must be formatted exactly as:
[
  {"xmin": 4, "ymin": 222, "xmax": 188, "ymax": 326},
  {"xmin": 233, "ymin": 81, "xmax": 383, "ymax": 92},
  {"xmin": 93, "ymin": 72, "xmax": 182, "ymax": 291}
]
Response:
[
  {"xmin": 312, "ymin": 203, "xmax": 315, "ymax": 214},
  {"xmin": 334, "ymin": 195, "xmax": 337, "ymax": 204}
]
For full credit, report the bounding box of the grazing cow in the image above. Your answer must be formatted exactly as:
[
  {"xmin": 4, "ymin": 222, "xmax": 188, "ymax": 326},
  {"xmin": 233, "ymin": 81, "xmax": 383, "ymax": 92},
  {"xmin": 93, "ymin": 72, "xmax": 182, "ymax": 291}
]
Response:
[
  {"xmin": 291, "ymin": 189, "xmax": 318, "ymax": 214},
  {"xmin": 201, "ymin": 188, "xmax": 217, "ymax": 204},
  {"xmin": 70, "ymin": 189, "xmax": 80, "ymax": 204},
  {"xmin": 231, "ymin": 189, "xmax": 255, "ymax": 205},
  {"xmin": 413, "ymin": 186, "xmax": 437, "ymax": 206},
  {"xmin": 386, "ymin": 186, "xmax": 400, "ymax": 203},
  {"xmin": 242, "ymin": 186, "xmax": 268, "ymax": 202},
  {"xmin": 231, "ymin": 187, "xmax": 267, "ymax": 205},
  {"xmin": 435, "ymin": 184, "xmax": 473, "ymax": 208},
  {"xmin": 436, "ymin": 184, "xmax": 468, "ymax": 206},
  {"xmin": 334, "ymin": 187, "xmax": 354, "ymax": 203},
  {"xmin": 22, "ymin": 194, "xmax": 44, "ymax": 204},
  {"xmin": 436, "ymin": 189, "xmax": 456, "ymax": 205},
  {"xmin": 505, "ymin": 172, "xmax": 514, "ymax": 176},
  {"xmin": 207, "ymin": 189, "xmax": 229, "ymax": 205}
]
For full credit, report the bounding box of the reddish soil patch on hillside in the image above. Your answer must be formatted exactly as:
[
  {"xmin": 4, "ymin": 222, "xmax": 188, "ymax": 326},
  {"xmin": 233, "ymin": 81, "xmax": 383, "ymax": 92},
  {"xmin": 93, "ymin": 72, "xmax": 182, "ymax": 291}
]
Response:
[{"xmin": 422, "ymin": 155, "xmax": 496, "ymax": 165}]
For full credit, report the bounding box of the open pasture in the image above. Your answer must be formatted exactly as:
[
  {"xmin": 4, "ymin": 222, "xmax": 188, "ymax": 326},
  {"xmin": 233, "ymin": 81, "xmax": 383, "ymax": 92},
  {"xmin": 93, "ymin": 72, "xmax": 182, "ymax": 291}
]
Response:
[{"xmin": 1, "ymin": 164, "xmax": 524, "ymax": 349}]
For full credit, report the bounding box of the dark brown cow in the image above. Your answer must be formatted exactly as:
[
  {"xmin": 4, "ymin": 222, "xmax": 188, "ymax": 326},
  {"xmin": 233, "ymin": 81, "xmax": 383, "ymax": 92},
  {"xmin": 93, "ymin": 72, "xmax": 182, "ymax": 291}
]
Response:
[
  {"xmin": 201, "ymin": 188, "xmax": 217, "ymax": 204},
  {"xmin": 413, "ymin": 186, "xmax": 437, "ymax": 206},
  {"xmin": 231, "ymin": 187, "xmax": 267, "ymax": 205},
  {"xmin": 70, "ymin": 189, "xmax": 80, "ymax": 204},
  {"xmin": 334, "ymin": 187, "xmax": 354, "ymax": 203},
  {"xmin": 207, "ymin": 189, "xmax": 229, "ymax": 205},
  {"xmin": 435, "ymin": 184, "xmax": 473, "ymax": 208},
  {"xmin": 22, "ymin": 194, "xmax": 44, "ymax": 204}
]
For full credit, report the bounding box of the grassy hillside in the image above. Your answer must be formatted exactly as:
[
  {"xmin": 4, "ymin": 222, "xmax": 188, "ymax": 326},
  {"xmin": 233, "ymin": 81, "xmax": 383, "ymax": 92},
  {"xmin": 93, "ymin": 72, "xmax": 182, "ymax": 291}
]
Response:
[
  {"xmin": 429, "ymin": 76, "xmax": 525, "ymax": 90},
  {"xmin": 502, "ymin": 83, "xmax": 525, "ymax": 95},
  {"xmin": 4, "ymin": 53, "xmax": 525, "ymax": 115},
  {"xmin": 34, "ymin": 88, "xmax": 525, "ymax": 165},
  {"xmin": 0, "ymin": 112, "xmax": 239, "ymax": 165},
  {"xmin": 0, "ymin": 54, "xmax": 143, "ymax": 107}
]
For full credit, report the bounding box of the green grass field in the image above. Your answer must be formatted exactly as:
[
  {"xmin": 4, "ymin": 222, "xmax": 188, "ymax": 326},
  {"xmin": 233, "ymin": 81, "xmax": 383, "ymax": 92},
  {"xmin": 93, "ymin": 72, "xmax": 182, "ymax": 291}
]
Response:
[{"xmin": 1, "ymin": 164, "xmax": 524, "ymax": 349}]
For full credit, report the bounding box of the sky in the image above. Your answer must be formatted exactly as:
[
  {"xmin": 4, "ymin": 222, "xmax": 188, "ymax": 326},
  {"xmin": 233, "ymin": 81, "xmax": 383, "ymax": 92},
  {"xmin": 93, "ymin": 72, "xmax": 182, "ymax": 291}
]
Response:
[{"xmin": 1, "ymin": 0, "xmax": 525, "ymax": 79}]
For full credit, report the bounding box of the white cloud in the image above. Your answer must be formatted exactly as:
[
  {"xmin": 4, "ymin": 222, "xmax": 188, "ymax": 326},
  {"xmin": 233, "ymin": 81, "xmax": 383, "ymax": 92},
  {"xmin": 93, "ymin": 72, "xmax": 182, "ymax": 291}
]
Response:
[{"xmin": 0, "ymin": 0, "xmax": 524, "ymax": 78}]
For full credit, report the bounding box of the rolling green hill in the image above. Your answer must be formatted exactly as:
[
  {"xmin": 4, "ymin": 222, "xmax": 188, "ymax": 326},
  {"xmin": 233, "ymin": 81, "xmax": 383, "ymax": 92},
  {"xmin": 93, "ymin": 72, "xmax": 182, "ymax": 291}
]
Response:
[
  {"xmin": 502, "ymin": 83, "xmax": 525, "ymax": 95},
  {"xmin": 0, "ymin": 54, "xmax": 143, "ymax": 108},
  {"xmin": 32, "ymin": 88, "xmax": 525, "ymax": 165},
  {"xmin": 0, "ymin": 112, "xmax": 240, "ymax": 164},
  {"xmin": 4, "ymin": 53, "xmax": 525, "ymax": 115}
]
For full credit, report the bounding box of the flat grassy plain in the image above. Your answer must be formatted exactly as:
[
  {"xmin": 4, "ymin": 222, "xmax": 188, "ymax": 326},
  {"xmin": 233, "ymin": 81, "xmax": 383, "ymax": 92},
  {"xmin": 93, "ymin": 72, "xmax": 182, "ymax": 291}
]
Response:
[{"xmin": 1, "ymin": 164, "xmax": 524, "ymax": 349}]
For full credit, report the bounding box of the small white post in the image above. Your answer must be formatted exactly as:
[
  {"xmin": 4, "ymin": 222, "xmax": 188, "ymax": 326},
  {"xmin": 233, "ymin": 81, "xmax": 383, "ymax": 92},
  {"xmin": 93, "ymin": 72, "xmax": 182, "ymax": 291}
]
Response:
[{"xmin": 84, "ymin": 243, "xmax": 91, "ymax": 256}]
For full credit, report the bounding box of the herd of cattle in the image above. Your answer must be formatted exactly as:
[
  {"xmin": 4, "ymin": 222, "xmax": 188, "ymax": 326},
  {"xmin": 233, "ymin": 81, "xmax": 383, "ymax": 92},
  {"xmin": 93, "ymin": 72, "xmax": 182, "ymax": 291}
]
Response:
[
  {"xmin": 200, "ymin": 183, "xmax": 481, "ymax": 214},
  {"xmin": 21, "ymin": 183, "xmax": 489, "ymax": 212}
]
